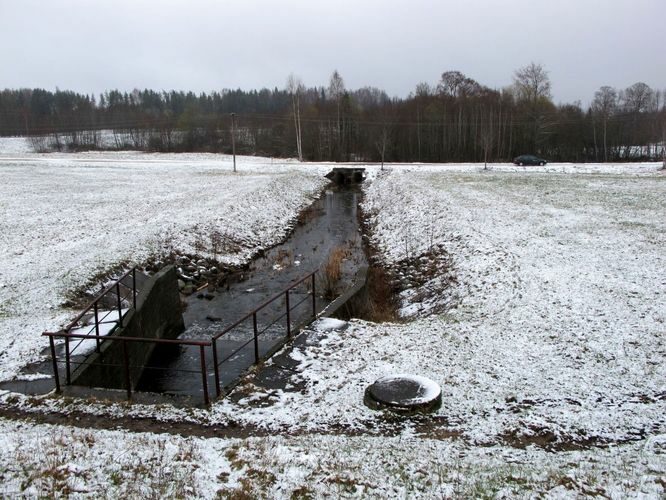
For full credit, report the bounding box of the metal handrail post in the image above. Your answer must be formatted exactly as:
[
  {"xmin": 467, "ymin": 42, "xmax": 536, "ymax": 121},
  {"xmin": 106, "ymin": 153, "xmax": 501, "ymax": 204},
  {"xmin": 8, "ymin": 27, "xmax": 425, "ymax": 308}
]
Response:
[
  {"xmin": 49, "ymin": 336, "xmax": 61, "ymax": 393},
  {"xmin": 200, "ymin": 345, "xmax": 210, "ymax": 406},
  {"xmin": 253, "ymin": 313, "xmax": 259, "ymax": 364},
  {"xmin": 132, "ymin": 267, "xmax": 137, "ymax": 310},
  {"xmin": 212, "ymin": 339, "xmax": 221, "ymax": 397},
  {"xmin": 122, "ymin": 340, "xmax": 131, "ymax": 400},
  {"xmin": 285, "ymin": 290, "xmax": 291, "ymax": 338},
  {"xmin": 65, "ymin": 336, "xmax": 71, "ymax": 385},
  {"xmin": 116, "ymin": 283, "xmax": 123, "ymax": 327},
  {"xmin": 93, "ymin": 301, "xmax": 100, "ymax": 353}
]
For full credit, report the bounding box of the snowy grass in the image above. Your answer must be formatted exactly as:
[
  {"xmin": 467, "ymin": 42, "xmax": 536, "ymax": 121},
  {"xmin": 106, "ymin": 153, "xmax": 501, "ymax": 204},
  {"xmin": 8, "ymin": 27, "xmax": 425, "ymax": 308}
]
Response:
[
  {"xmin": 214, "ymin": 433, "xmax": 666, "ymax": 498},
  {"xmin": 1, "ymin": 417, "xmax": 663, "ymax": 498},
  {"xmin": 201, "ymin": 165, "xmax": 665, "ymax": 448},
  {"xmin": 0, "ymin": 146, "xmax": 328, "ymax": 381},
  {"xmin": 0, "ymin": 417, "xmax": 211, "ymax": 497},
  {"xmin": 0, "ymin": 136, "xmax": 664, "ymax": 497}
]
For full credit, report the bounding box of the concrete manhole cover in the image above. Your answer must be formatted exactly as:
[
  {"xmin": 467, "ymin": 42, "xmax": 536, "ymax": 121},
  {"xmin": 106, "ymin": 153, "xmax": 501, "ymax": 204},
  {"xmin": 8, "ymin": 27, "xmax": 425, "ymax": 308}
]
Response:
[{"xmin": 364, "ymin": 374, "xmax": 442, "ymax": 414}]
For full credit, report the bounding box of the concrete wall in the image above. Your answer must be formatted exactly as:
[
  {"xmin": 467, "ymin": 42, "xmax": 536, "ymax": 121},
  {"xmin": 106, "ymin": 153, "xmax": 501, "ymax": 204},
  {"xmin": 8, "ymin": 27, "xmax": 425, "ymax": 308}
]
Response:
[
  {"xmin": 321, "ymin": 265, "xmax": 369, "ymax": 320},
  {"xmin": 70, "ymin": 265, "xmax": 184, "ymax": 390}
]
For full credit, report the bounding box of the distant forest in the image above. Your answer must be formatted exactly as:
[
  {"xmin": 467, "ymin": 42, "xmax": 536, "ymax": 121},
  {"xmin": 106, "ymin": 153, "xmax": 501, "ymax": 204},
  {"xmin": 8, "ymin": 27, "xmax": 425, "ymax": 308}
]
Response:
[{"xmin": 1, "ymin": 64, "xmax": 664, "ymax": 162}]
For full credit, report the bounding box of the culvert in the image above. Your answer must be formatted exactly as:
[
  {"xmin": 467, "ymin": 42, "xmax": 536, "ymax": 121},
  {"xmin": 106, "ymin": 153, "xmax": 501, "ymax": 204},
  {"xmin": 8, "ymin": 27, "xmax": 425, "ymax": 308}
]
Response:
[{"xmin": 325, "ymin": 167, "xmax": 366, "ymax": 185}]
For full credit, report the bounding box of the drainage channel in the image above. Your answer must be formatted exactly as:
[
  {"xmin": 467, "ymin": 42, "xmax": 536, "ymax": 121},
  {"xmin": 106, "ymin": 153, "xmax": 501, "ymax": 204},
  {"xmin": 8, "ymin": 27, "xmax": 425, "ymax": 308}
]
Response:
[
  {"xmin": 134, "ymin": 185, "xmax": 367, "ymax": 399},
  {"xmin": 1, "ymin": 185, "xmax": 367, "ymax": 403}
]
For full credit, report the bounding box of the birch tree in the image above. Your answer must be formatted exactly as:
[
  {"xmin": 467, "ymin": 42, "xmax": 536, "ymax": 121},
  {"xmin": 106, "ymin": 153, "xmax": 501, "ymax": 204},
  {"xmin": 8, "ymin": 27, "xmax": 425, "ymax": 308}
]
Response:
[
  {"xmin": 328, "ymin": 70, "xmax": 345, "ymax": 155},
  {"xmin": 286, "ymin": 73, "xmax": 304, "ymax": 161},
  {"xmin": 376, "ymin": 125, "xmax": 389, "ymax": 170},
  {"xmin": 592, "ymin": 86, "xmax": 617, "ymax": 162}
]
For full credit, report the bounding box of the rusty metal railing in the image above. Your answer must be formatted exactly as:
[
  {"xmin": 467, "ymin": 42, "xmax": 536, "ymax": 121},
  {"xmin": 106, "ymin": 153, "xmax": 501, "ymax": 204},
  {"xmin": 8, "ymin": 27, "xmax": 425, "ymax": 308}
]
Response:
[
  {"xmin": 59, "ymin": 267, "xmax": 139, "ymax": 359},
  {"xmin": 45, "ymin": 268, "xmax": 140, "ymax": 375},
  {"xmin": 43, "ymin": 270, "xmax": 318, "ymax": 406},
  {"xmin": 42, "ymin": 267, "xmax": 142, "ymax": 393},
  {"xmin": 210, "ymin": 270, "xmax": 317, "ymax": 397},
  {"xmin": 42, "ymin": 331, "xmax": 213, "ymax": 404}
]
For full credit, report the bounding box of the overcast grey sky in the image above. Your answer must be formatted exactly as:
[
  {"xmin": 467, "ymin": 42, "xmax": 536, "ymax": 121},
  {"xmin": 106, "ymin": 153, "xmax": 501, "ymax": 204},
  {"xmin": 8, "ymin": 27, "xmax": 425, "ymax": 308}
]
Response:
[{"xmin": 1, "ymin": 0, "xmax": 664, "ymax": 105}]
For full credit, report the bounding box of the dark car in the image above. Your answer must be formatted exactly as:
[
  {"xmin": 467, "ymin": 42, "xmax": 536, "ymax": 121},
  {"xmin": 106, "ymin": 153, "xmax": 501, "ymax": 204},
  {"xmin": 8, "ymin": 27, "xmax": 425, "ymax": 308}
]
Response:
[{"xmin": 513, "ymin": 155, "xmax": 547, "ymax": 166}]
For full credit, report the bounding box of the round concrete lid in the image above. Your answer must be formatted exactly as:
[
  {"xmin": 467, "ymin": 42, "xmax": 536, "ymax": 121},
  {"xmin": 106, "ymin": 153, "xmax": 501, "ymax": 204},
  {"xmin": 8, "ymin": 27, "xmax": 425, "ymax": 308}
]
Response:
[{"xmin": 364, "ymin": 374, "xmax": 442, "ymax": 413}]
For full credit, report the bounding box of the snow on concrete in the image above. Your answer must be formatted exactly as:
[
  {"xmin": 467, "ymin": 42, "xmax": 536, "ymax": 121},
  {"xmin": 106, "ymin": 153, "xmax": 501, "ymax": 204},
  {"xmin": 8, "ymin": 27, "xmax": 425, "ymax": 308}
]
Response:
[
  {"xmin": 311, "ymin": 317, "xmax": 348, "ymax": 331},
  {"xmin": 68, "ymin": 317, "xmax": 120, "ymax": 357},
  {"xmin": 370, "ymin": 373, "xmax": 442, "ymax": 406}
]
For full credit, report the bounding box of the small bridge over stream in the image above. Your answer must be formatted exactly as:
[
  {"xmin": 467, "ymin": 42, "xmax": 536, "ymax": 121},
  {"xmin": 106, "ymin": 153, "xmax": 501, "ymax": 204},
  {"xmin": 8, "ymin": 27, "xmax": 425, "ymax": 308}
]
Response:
[{"xmin": 44, "ymin": 267, "xmax": 318, "ymax": 406}]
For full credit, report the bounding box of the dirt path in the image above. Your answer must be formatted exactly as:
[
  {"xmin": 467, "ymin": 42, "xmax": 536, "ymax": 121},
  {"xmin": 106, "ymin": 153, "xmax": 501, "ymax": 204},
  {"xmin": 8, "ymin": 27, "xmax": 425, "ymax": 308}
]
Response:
[
  {"xmin": 0, "ymin": 402, "xmax": 460, "ymax": 441},
  {"xmin": 1, "ymin": 400, "xmax": 635, "ymax": 453}
]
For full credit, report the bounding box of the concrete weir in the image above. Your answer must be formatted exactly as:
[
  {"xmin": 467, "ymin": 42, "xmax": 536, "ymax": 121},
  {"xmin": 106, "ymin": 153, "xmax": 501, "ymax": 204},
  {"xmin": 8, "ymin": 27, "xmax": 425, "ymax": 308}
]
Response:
[{"xmin": 70, "ymin": 266, "xmax": 184, "ymax": 391}]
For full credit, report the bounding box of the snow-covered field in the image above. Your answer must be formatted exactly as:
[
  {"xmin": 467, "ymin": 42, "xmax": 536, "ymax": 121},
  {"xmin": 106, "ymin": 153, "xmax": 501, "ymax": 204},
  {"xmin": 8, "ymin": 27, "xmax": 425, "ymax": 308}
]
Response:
[
  {"xmin": 1, "ymin": 417, "xmax": 664, "ymax": 498},
  {"xmin": 0, "ymin": 145, "xmax": 327, "ymax": 381},
  {"xmin": 0, "ymin": 137, "xmax": 664, "ymax": 497}
]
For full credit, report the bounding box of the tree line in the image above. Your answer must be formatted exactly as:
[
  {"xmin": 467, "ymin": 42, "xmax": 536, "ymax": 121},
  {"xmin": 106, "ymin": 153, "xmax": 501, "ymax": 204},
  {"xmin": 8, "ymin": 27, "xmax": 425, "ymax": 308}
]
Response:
[{"xmin": 0, "ymin": 63, "xmax": 664, "ymax": 162}]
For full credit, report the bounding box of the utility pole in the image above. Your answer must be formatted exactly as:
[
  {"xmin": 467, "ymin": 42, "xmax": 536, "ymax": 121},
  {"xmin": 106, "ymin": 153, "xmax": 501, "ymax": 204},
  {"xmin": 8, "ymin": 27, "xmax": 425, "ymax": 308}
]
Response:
[
  {"xmin": 662, "ymin": 123, "xmax": 666, "ymax": 170},
  {"xmin": 231, "ymin": 112, "xmax": 237, "ymax": 173}
]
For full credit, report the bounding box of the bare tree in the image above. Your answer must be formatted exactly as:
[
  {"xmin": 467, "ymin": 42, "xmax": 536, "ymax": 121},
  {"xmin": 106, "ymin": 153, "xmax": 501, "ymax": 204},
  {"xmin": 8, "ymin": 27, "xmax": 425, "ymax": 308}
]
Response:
[
  {"xmin": 662, "ymin": 125, "xmax": 666, "ymax": 170},
  {"xmin": 513, "ymin": 63, "xmax": 552, "ymax": 103},
  {"xmin": 376, "ymin": 126, "xmax": 389, "ymax": 170},
  {"xmin": 414, "ymin": 82, "xmax": 431, "ymax": 161},
  {"xmin": 351, "ymin": 86, "xmax": 389, "ymax": 108},
  {"xmin": 513, "ymin": 62, "xmax": 553, "ymax": 151},
  {"xmin": 414, "ymin": 82, "xmax": 432, "ymax": 97},
  {"xmin": 328, "ymin": 70, "xmax": 345, "ymax": 150},
  {"xmin": 286, "ymin": 73, "xmax": 304, "ymax": 161},
  {"xmin": 481, "ymin": 110, "xmax": 495, "ymax": 170},
  {"xmin": 437, "ymin": 71, "xmax": 481, "ymax": 98},
  {"xmin": 661, "ymin": 104, "xmax": 666, "ymax": 170},
  {"xmin": 592, "ymin": 86, "xmax": 617, "ymax": 162},
  {"xmin": 622, "ymin": 82, "xmax": 655, "ymax": 113},
  {"xmin": 621, "ymin": 82, "xmax": 656, "ymax": 157}
]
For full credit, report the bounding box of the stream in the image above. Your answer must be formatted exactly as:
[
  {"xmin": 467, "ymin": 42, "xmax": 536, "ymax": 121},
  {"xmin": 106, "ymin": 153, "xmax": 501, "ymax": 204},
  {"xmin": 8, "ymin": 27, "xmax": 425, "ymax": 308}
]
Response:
[{"xmin": 135, "ymin": 185, "xmax": 367, "ymax": 398}]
